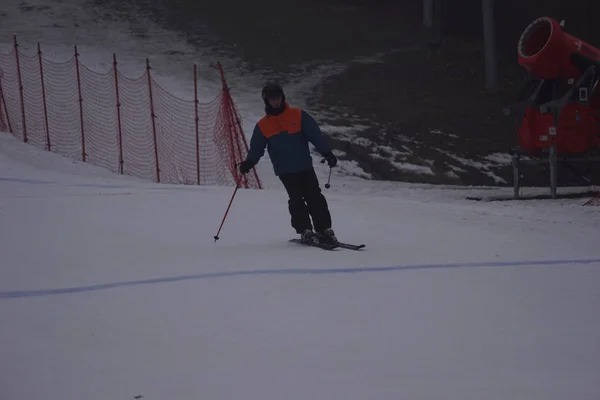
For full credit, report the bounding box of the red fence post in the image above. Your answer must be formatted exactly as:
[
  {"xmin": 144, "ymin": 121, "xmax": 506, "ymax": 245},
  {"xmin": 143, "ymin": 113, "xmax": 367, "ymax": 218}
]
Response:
[
  {"xmin": 226, "ymin": 94, "xmax": 247, "ymax": 188},
  {"xmin": 230, "ymin": 108, "xmax": 245, "ymax": 186},
  {"xmin": 37, "ymin": 42, "xmax": 51, "ymax": 151},
  {"xmin": 113, "ymin": 53, "xmax": 124, "ymax": 174},
  {"xmin": 231, "ymin": 95, "xmax": 261, "ymax": 189},
  {"xmin": 216, "ymin": 62, "xmax": 262, "ymax": 189},
  {"xmin": 225, "ymin": 92, "xmax": 239, "ymax": 184},
  {"xmin": 74, "ymin": 45, "xmax": 86, "ymax": 162},
  {"xmin": 216, "ymin": 62, "xmax": 240, "ymax": 185},
  {"xmin": 13, "ymin": 35, "xmax": 27, "ymax": 143},
  {"xmin": 146, "ymin": 58, "xmax": 160, "ymax": 183},
  {"xmin": 0, "ymin": 73, "xmax": 13, "ymax": 133},
  {"xmin": 194, "ymin": 64, "xmax": 200, "ymax": 185}
]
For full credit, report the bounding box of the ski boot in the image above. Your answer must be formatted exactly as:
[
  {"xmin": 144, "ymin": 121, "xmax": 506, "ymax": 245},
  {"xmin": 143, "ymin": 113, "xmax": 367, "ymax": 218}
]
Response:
[
  {"xmin": 317, "ymin": 228, "xmax": 339, "ymax": 246},
  {"xmin": 300, "ymin": 229, "xmax": 320, "ymax": 245}
]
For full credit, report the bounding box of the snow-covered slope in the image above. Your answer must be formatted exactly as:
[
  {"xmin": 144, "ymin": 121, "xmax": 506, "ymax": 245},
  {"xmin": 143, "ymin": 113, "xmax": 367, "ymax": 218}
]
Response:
[{"xmin": 1, "ymin": 131, "xmax": 599, "ymax": 400}]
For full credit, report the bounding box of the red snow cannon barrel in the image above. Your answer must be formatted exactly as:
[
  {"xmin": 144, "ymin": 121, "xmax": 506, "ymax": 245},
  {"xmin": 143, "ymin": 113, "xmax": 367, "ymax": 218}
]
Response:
[
  {"xmin": 517, "ymin": 16, "xmax": 600, "ymax": 80},
  {"xmin": 515, "ymin": 17, "xmax": 600, "ymax": 155}
]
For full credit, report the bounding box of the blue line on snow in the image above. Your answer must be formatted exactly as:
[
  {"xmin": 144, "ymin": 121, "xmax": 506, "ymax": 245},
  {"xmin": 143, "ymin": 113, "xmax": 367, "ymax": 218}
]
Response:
[{"xmin": 1, "ymin": 258, "xmax": 599, "ymax": 299}]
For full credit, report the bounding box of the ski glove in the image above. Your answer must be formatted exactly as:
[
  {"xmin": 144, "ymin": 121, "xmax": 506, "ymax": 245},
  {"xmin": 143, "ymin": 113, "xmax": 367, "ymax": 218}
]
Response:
[
  {"xmin": 322, "ymin": 151, "xmax": 337, "ymax": 168},
  {"xmin": 239, "ymin": 159, "xmax": 254, "ymax": 174}
]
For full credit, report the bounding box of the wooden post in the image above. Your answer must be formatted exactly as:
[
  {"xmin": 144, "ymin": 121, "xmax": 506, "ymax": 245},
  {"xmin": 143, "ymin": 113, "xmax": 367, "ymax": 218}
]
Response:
[
  {"xmin": 482, "ymin": 0, "xmax": 498, "ymax": 93},
  {"xmin": 146, "ymin": 58, "xmax": 160, "ymax": 183},
  {"xmin": 0, "ymin": 74, "xmax": 13, "ymax": 133},
  {"xmin": 113, "ymin": 54, "xmax": 124, "ymax": 174},
  {"xmin": 74, "ymin": 45, "xmax": 86, "ymax": 162},
  {"xmin": 14, "ymin": 35, "xmax": 27, "ymax": 142},
  {"xmin": 423, "ymin": 0, "xmax": 433, "ymax": 28},
  {"xmin": 194, "ymin": 64, "xmax": 200, "ymax": 185},
  {"xmin": 37, "ymin": 42, "xmax": 51, "ymax": 151}
]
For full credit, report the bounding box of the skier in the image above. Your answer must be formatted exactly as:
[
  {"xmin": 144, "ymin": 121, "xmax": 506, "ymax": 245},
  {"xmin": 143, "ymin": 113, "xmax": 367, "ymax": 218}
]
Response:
[{"xmin": 238, "ymin": 83, "xmax": 338, "ymax": 245}]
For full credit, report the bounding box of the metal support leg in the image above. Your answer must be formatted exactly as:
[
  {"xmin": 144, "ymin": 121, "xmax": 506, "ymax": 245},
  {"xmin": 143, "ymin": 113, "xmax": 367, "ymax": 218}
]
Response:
[
  {"xmin": 549, "ymin": 144, "xmax": 557, "ymax": 199},
  {"xmin": 512, "ymin": 153, "xmax": 520, "ymax": 198},
  {"xmin": 549, "ymin": 105, "xmax": 561, "ymax": 200}
]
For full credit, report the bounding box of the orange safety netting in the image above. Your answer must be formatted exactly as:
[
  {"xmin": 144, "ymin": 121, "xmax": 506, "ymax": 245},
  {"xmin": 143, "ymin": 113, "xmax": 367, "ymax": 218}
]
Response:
[{"xmin": 0, "ymin": 37, "xmax": 261, "ymax": 189}]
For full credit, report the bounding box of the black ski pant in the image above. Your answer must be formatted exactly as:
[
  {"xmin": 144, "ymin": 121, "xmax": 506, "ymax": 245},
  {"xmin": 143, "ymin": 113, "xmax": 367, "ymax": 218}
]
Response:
[{"xmin": 279, "ymin": 167, "xmax": 332, "ymax": 234}]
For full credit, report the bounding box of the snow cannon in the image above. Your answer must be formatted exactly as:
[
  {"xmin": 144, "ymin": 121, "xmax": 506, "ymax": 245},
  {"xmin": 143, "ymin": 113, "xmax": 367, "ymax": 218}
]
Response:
[
  {"xmin": 517, "ymin": 16, "xmax": 600, "ymax": 80},
  {"xmin": 513, "ymin": 17, "xmax": 600, "ymax": 156}
]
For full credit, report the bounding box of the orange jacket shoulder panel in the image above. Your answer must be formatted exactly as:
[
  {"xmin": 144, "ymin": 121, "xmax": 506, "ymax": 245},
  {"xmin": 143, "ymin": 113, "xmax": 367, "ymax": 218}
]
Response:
[
  {"xmin": 282, "ymin": 108, "xmax": 302, "ymax": 134},
  {"xmin": 257, "ymin": 107, "xmax": 302, "ymax": 139},
  {"xmin": 257, "ymin": 116, "xmax": 277, "ymax": 139}
]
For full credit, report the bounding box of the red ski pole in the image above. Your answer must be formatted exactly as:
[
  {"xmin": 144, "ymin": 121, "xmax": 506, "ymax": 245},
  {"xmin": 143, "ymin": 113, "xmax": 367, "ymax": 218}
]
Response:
[{"xmin": 213, "ymin": 175, "xmax": 243, "ymax": 242}]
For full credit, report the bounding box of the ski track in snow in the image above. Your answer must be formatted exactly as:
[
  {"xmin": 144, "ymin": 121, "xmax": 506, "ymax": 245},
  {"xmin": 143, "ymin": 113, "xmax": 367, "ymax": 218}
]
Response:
[{"xmin": 2, "ymin": 257, "xmax": 600, "ymax": 299}]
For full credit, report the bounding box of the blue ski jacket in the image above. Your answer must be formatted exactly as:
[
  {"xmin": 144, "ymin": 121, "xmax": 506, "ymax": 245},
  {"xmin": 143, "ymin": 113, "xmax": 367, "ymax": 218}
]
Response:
[{"xmin": 245, "ymin": 104, "xmax": 331, "ymax": 176}]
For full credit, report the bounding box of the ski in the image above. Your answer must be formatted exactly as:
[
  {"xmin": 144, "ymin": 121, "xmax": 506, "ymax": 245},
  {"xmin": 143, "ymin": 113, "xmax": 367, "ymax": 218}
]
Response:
[
  {"xmin": 336, "ymin": 242, "xmax": 366, "ymax": 250},
  {"xmin": 315, "ymin": 233, "xmax": 365, "ymax": 251},
  {"xmin": 289, "ymin": 238, "xmax": 338, "ymax": 250},
  {"xmin": 289, "ymin": 238, "xmax": 365, "ymax": 251}
]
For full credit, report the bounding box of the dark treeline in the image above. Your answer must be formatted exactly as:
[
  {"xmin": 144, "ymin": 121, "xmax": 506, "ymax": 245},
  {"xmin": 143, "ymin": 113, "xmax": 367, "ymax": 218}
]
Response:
[{"xmin": 341, "ymin": 0, "xmax": 600, "ymax": 55}]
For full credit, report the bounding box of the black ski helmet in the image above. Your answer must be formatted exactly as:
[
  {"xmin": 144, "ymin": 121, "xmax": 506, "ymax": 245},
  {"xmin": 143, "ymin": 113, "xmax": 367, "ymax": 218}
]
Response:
[
  {"xmin": 261, "ymin": 82, "xmax": 286, "ymax": 115},
  {"xmin": 261, "ymin": 82, "xmax": 285, "ymax": 103}
]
